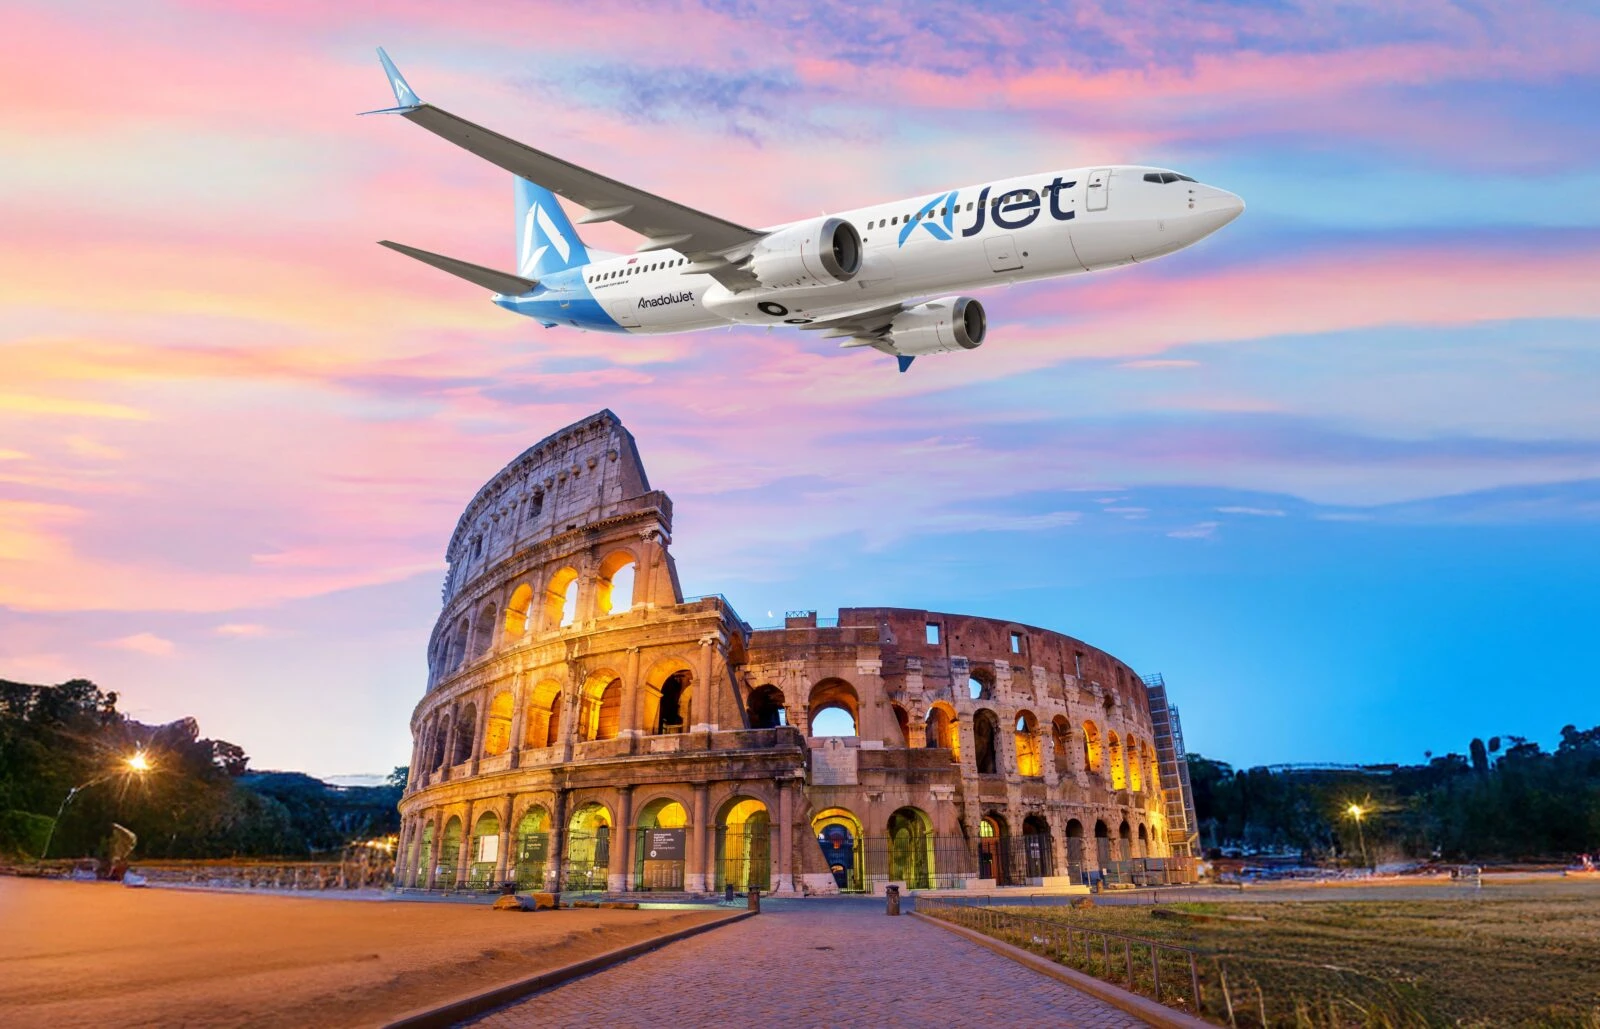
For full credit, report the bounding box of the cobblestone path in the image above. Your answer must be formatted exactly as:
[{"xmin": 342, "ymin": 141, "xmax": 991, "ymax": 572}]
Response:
[{"xmin": 465, "ymin": 899, "xmax": 1145, "ymax": 1028}]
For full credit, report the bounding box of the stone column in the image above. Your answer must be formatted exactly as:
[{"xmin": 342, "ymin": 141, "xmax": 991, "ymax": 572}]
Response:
[
  {"xmin": 620, "ymin": 646, "xmax": 641, "ymax": 736},
  {"xmin": 441, "ymin": 720, "xmax": 459, "ymax": 781},
  {"xmin": 550, "ymin": 788, "xmax": 569, "ymax": 893},
  {"xmin": 496, "ymin": 795, "xmax": 515, "ymax": 885},
  {"xmin": 470, "ymin": 695, "xmax": 490, "ymax": 775},
  {"xmin": 687, "ymin": 783, "xmax": 710, "ymax": 892},
  {"xmin": 456, "ymin": 800, "xmax": 475, "ymax": 885},
  {"xmin": 559, "ymin": 678, "xmax": 579, "ymax": 762},
  {"xmin": 776, "ymin": 779, "xmax": 795, "ymax": 894},
  {"xmin": 692, "ymin": 636, "xmax": 716, "ymax": 732},
  {"xmin": 611, "ymin": 786, "xmax": 634, "ymax": 893},
  {"xmin": 508, "ymin": 675, "xmax": 528, "ymax": 769},
  {"xmin": 423, "ymin": 811, "xmax": 439, "ymax": 889}
]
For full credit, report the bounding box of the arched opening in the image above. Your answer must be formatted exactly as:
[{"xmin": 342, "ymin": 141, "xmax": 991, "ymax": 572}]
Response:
[
  {"xmin": 1137, "ymin": 822, "xmax": 1149, "ymax": 859},
  {"xmin": 564, "ymin": 802, "xmax": 611, "ymax": 892},
  {"xmin": 716, "ymin": 797, "xmax": 771, "ymax": 892},
  {"xmin": 972, "ymin": 709, "xmax": 999, "ymax": 774},
  {"xmin": 449, "ymin": 616, "xmax": 468, "ymax": 671},
  {"xmin": 1108, "ymin": 730, "xmax": 1127, "ymax": 790},
  {"xmin": 437, "ymin": 816, "xmax": 462, "ymax": 889},
  {"xmin": 1082, "ymin": 720, "xmax": 1103, "ymax": 777},
  {"xmin": 887, "ymin": 807, "xmax": 934, "ymax": 889},
  {"xmin": 524, "ymin": 681, "xmax": 562, "ymax": 749},
  {"xmin": 747, "ymin": 685, "xmax": 786, "ymax": 729},
  {"xmin": 1021, "ymin": 813, "xmax": 1054, "ymax": 879},
  {"xmin": 469, "ymin": 810, "xmax": 500, "ymax": 886},
  {"xmin": 595, "ymin": 550, "xmax": 637, "ymax": 615},
  {"xmin": 1066, "ymin": 819, "xmax": 1086, "ymax": 881},
  {"xmin": 483, "ymin": 691, "xmax": 514, "ymax": 757},
  {"xmin": 1094, "ymin": 819, "xmax": 1111, "ymax": 869},
  {"xmin": 1051, "ymin": 716, "xmax": 1072, "ymax": 775},
  {"xmin": 1118, "ymin": 819, "xmax": 1133, "ymax": 862},
  {"xmin": 925, "ymin": 702, "xmax": 960, "ymax": 760},
  {"xmin": 543, "ymin": 567, "xmax": 580, "ymax": 630},
  {"xmin": 578, "ymin": 674, "xmax": 622, "ymax": 742},
  {"xmin": 968, "ymin": 666, "xmax": 994, "ymax": 701},
  {"xmin": 808, "ymin": 679, "xmax": 859, "ymax": 737},
  {"xmin": 1128, "ymin": 735, "xmax": 1143, "ymax": 792},
  {"xmin": 417, "ymin": 822, "xmax": 434, "ymax": 888},
  {"xmin": 471, "ymin": 602, "xmax": 496, "ymax": 657},
  {"xmin": 1014, "ymin": 710, "xmax": 1042, "ymax": 777},
  {"xmin": 504, "ymin": 583, "xmax": 534, "ymax": 638},
  {"xmin": 514, "ymin": 807, "xmax": 550, "ymax": 889},
  {"xmin": 452, "ymin": 704, "xmax": 476, "ymax": 766},
  {"xmin": 1148, "ymin": 747, "xmax": 1162, "ymax": 793},
  {"xmin": 647, "ymin": 670, "xmax": 692, "ymax": 735},
  {"xmin": 634, "ymin": 797, "xmax": 690, "ymax": 891},
  {"xmin": 891, "ymin": 704, "xmax": 911, "ymax": 747},
  {"xmin": 430, "ymin": 716, "xmax": 450, "ymax": 772},
  {"xmin": 811, "ymin": 808, "xmax": 864, "ymax": 891},
  {"xmin": 978, "ymin": 813, "xmax": 1011, "ymax": 885}
]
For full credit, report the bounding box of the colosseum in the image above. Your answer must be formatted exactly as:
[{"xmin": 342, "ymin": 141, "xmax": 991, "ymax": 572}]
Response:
[{"xmin": 397, "ymin": 411, "xmax": 1197, "ymax": 895}]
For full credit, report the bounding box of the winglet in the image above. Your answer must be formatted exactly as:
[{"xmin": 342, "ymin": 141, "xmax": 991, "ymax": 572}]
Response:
[
  {"xmin": 361, "ymin": 47, "xmax": 423, "ymax": 115},
  {"xmin": 897, "ymin": 355, "xmax": 916, "ymax": 373}
]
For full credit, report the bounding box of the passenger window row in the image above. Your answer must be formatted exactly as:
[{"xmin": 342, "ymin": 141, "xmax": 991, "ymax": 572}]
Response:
[{"xmin": 595, "ymin": 257, "xmax": 689, "ymax": 281}]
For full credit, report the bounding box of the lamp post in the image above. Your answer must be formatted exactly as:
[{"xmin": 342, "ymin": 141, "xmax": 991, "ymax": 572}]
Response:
[
  {"xmin": 39, "ymin": 752, "xmax": 153, "ymax": 861},
  {"xmin": 1346, "ymin": 803, "xmax": 1369, "ymax": 872}
]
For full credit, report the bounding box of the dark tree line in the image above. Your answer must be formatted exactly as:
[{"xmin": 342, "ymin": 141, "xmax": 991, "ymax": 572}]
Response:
[
  {"xmin": 1189, "ymin": 722, "xmax": 1600, "ymax": 863},
  {"xmin": 0, "ymin": 678, "xmax": 402, "ymax": 861}
]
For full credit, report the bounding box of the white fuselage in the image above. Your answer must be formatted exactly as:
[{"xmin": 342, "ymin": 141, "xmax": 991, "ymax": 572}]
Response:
[{"xmin": 510, "ymin": 165, "xmax": 1243, "ymax": 334}]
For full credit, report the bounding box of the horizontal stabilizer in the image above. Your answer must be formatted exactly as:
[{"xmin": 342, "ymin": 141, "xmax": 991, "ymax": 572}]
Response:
[{"xmin": 378, "ymin": 240, "xmax": 538, "ymax": 295}]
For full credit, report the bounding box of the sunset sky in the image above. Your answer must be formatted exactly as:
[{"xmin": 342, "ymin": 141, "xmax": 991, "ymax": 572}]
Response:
[{"xmin": 2, "ymin": 1, "xmax": 1596, "ymax": 778}]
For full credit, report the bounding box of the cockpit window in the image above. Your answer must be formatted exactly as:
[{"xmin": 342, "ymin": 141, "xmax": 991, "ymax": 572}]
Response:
[{"xmin": 1143, "ymin": 171, "xmax": 1199, "ymax": 184}]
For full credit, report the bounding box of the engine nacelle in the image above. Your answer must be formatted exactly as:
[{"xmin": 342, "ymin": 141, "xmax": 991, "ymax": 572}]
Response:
[
  {"xmin": 881, "ymin": 297, "xmax": 987, "ymax": 356},
  {"xmin": 746, "ymin": 217, "xmax": 862, "ymax": 289}
]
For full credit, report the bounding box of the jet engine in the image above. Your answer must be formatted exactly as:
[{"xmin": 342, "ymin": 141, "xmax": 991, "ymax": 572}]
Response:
[
  {"xmin": 745, "ymin": 217, "xmax": 862, "ymax": 289},
  {"xmin": 880, "ymin": 296, "xmax": 987, "ymax": 355}
]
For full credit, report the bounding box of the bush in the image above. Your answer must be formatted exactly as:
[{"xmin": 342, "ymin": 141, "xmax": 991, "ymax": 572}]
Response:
[{"xmin": 0, "ymin": 809, "xmax": 56, "ymax": 859}]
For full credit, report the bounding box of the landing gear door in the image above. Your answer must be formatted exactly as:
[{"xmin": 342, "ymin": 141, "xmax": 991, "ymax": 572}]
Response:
[
  {"xmin": 1086, "ymin": 168, "xmax": 1110, "ymax": 212},
  {"xmin": 984, "ymin": 235, "xmax": 1024, "ymax": 273}
]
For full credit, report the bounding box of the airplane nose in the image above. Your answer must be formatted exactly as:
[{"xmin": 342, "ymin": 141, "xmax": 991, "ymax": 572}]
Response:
[{"xmin": 1182, "ymin": 185, "xmax": 1244, "ymax": 239}]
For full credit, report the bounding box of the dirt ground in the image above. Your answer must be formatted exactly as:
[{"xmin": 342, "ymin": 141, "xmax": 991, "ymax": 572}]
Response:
[{"xmin": 0, "ymin": 878, "xmax": 726, "ymax": 1028}]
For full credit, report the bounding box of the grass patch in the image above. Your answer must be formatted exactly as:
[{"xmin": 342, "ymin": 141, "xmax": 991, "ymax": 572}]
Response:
[{"xmin": 938, "ymin": 882, "xmax": 1600, "ymax": 1027}]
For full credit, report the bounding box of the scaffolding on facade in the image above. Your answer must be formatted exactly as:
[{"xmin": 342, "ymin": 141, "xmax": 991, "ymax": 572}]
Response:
[{"xmin": 1144, "ymin": 673, "xmax": 1200, "ymax": 858}]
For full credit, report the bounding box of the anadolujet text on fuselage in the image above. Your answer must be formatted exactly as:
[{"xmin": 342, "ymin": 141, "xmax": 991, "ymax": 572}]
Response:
[{"xmin": 367, "ymin": 49, "xmax": 1244, "ymax": 372}]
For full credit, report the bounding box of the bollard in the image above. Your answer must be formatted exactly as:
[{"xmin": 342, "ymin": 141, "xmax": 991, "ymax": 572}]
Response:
[
  {"xmin": 885, "ymin": 884, "xmax": 901, "ymax": 916},
  {"xmin": 725, "ymin": 883, "xmax": 735, "ymax": 903},
  {"xmin": 748, "ymin": 886, "xmax": 760, "ymax": 913}
]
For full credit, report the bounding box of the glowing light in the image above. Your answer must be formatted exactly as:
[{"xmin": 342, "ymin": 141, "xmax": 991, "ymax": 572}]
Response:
[
  {"xmin": 1347, "ymin": 803, "xmax": 1364, "ymax": 820},
  {"xmin": 127, "ymin": 751, "xmax": 151, "ymax": 773}
]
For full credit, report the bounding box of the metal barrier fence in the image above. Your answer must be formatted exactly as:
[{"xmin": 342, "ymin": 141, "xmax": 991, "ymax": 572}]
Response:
[{"xmin": 920, "ymin": 899, "xmax": 1205, "ymax": 1014}]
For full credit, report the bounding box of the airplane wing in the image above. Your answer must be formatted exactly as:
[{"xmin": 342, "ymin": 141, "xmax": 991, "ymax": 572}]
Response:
[
  {"xmin": 369, "ymin": 50, "xmax": 764, "ymax": 290},
  {"xmin": 379, "ymin": 240, "xmax": 539, "ymax": 295},
  {"xmin": 800, "ymin": 302, "xmax": 906, "ymax": 346}
]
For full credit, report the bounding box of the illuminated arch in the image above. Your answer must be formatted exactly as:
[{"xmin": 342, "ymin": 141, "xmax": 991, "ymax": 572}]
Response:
[
  {"xmin": 595, "ymin": 549, "xmax": 638, "ymax": 615},
  {"xmin": 504, "ymin": 583, "xmax": 534, "ymax": 638},
  {"xmin": 641, "ymin": 658, "xmax": 694, "ymax": 735},
  {"xmin": 543, "ymin": 566, "xmax": 580, "ymax": 629},
  {"xmin": 578, "ymin": 671, "xmax": 623, "ymax": 742},
  {"xmin": 715, "ymin": 795, "xmax": 771, "ymax": 892},
  {"xmin": 1051, "ymin": 716, "xmax": 1072, "ymax": 774},
  {"xmin": 1128, "ymin": 734, "xmax": 1143, "ymax": 792},
  {"xmin": 483, "ymin": 690, "xmax": 514, "ymax": 756},
  {"xmin": 1014, "ymin": 710, "xmax": 1042, "ymax": 777},
  {"xmin": 887, "ymin": 806, "xmax": 935, "ymax": 889},
  {"xmin": 1108, "ymin": 730, "xmax": 1127, "ymax": 790},
  {"xmin": 524, "ymin": 679, "xmax": 562, "ymax": 748},
  {"xmin": 925, "ymin": 701, "xmax": 960, "ymax": 760},
  {"xmin": 1082, "ymin": 720, "xmax": 1103, "ymax": 776}
]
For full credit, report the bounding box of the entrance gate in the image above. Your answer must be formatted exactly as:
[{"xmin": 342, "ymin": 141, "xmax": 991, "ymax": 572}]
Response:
[{"xmin": 816, "ymin": 824, "xmax": 859, "ymax": 890}]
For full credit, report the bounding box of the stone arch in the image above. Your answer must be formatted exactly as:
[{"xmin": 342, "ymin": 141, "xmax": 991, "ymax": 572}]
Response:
[
  {"xmin": 564, "ymin": 801, "xmax": 612, "ymax": 892},
  {"xmin": 448, "ymin": 615, "xmax": 469, "ymax": 671},
  {"xmin": 471, "ymin": 600, "xmax": 497, "ymax": 657},
  {"xmin": 747, "ymin": 684, "xmax": 785, "ymax": 729},
  {"xmin": 1094, "ymin": 818, "xmax": 1111, "ymax": 868},
  {"xmin": 416, "ymin": 821, "xmax": 434, "ymax": 888},
  {"xmin": 524, "ymin": 679, "xmax": 562, "ymax": 748},
  {"xmin": 483, "ymin": 690, "xmax": 514, "ymax": 757},
  {"xmin": 1128, "ymin": 735, "xmax": 1143, "ymax": 792},
  {"xmin": 452, "ymin": 703, "xmax": 477, "ymax": 765},
  {"xmin": 1137, "ymin": 822, "xmax": 1149, "ymax": 859},
  {"xmin": 1082, "ymin": 720, "xmax": 1103, "ymax": 776},
  {"xmin": 504, "ymin": 582, "xmax": 535, "ymax": 638},
  {"xmin": 808, "ymin": 678, "xmax": 859, "ymax": 737},
  {"xmin": 1014, "ymin": 709, "xmax": 1042, "ymax": 777},
  {"xmin": 635, "ymin": 794, "xmax": 692, "ymax": 891},
  {"xmin": 1108, "ymin": 730, "xmax": 1127, "ymax": 790},
  {"xmin": 979, "ymin": 812, "xmax": 1011, "ymax": 884},
  {"xmin": 811, "ymin": 807, "xmax": 864, "ymax": 891},
  {"xmin": 437, "ymin": 815, "xmax": 463, "ymax": 888},
  {"xmin": 641, "ymin": 658, "xmax": 694, "ymax": 735},
  {"xmin": 925, "ymin": 701, "xmax": 960, "ymax": 760},
  {"xmin": 968, "ymin": 665, "xmax": 995, "ymax": 701},
  {"xmin": 1065, "ymin": 818, "xmax": 1086, "ymax": 879},
  {"xmin": 513, "ymin": 805, "xmax": 551, "ymax": 889},
  {"xmin": 469, "ymin": 810, "xmax": 500, "ymax": 885},
  {"xmin": 431, "ymin": 714, "xmax": 450, "ymax": 771},
  {"xmin": 891, "ymin": 703, "xmax": 911, "ymax": 747},
  {"xmin": 578, "ymin": 671, "xmax": 623, "ymax": 742},
  {"xmin": 716, "ymin": 796, "xmax": 771, "ymax": 892},
  {"xmin": 888, "ymin": 806, "xmax": 935, "ymax": 889},
  {"xmin": 1021, "ymin": 813, "xmax": 1054, "ymax": 878},
  {"xmin": 595, "ymin": 548, "xmax": 638, "ymax": 616},
  {"xmin": 1051, "ymin": 715, "xmax": 1072, "ymax": 775},
  {"xmin": 972, "ymin": 708, "xmax": 999, "ymax": 774},
  {"xmin": 544, "ymin": 566, "xmax": 580, "ymax": 630},
  {"xmin": 1118, "ymin": 818, "xmax": 1133, "ymax": 861}
]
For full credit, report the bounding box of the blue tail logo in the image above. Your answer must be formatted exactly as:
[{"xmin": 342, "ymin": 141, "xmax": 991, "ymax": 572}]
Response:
[{"xmin": 516, "ymin": 179, "xmax": 589, "ymax": 279}]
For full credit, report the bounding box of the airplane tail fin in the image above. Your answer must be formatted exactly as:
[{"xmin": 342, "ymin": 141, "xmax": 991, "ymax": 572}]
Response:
[{"xmin": 515, "ymin": 178, "xmax": 590, "ymax": 278}]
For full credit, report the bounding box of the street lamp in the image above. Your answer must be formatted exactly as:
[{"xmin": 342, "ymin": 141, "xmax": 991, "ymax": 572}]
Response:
[
  {"xmin": 1346, "ymin": 803, "xmax": 1369, "ymax": 872},
  {"xmin": 39, "ymin": 752, "xmax": 153, "ymax": 861}
]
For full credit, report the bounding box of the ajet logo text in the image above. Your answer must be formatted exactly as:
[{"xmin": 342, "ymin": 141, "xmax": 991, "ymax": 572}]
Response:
[{"xmin": 897, "ymin": 177, "xmax": 1078, "ymax": 248}]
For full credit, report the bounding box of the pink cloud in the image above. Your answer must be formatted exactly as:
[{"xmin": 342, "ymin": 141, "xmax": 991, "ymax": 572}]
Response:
[{"xmin": 99, "ymin": 632, "xmax": 177, "ymax": 656}]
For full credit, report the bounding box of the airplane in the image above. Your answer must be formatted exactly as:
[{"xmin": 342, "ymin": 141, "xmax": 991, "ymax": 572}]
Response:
[{"xmin": 367, "ymin": 49, "xmax": 1244, "ymax": 372}]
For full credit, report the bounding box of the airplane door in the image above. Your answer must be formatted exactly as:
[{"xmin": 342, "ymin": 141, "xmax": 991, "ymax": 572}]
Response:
[
  {"xmin": 984, "ymin": 235, "xmax": 1024, "ymax": 273},
  {"xmin": 602, "ymin": 298, "xmax": 642, "ymax": 328},
  {"xmin": 1086, "ymin": 168, "xmax": 1110, "ymax": 212}
]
